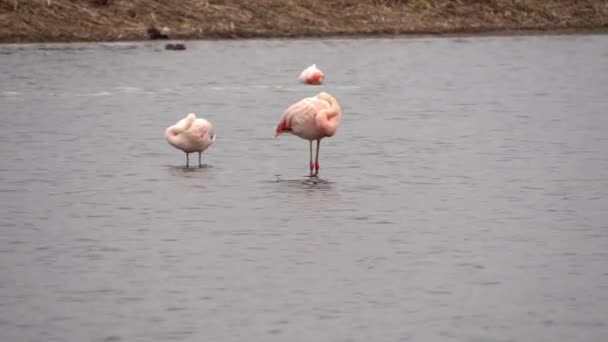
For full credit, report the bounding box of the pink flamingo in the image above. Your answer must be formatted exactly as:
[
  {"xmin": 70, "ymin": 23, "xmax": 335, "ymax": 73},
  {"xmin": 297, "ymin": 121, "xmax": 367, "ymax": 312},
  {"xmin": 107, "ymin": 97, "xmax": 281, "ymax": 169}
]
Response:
[
  {"xmin": 275, "ymin": 92, "xmax": 342, "ymax": 176},
  {"xmin": 299, "ymin": 64, "xmax": 324, "ymax": 85},
  {"xmin": 165, "ymin": 113, "xmax": 215, "ymax": 168}
]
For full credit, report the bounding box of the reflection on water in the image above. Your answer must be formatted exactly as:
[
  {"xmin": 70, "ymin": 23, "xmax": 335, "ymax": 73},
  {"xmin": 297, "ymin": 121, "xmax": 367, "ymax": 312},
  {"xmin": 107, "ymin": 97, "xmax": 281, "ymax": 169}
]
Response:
[
  {"xmin": 1, "ymin": 35, "xmax": 608, "ymax": 342},
  {"xmin": 271, "ymin": 175, "xmax": 334, "ymax": 186},
  {"xmin": 165, "ymin": 164, "xmax": 214, "ymax": 172},
  {"xmin": 269, "ymin": 176, "xmax": 337, "ymax": 200}
]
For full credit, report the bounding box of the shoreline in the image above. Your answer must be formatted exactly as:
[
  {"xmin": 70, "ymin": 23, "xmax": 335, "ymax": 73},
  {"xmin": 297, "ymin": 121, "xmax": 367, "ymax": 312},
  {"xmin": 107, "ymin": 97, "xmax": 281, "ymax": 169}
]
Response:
[
  {"xmin": 2, "ymin": 27, "xmax": 608, "ymax": 46},
  {"xmin": 2, "ymin": 0, "xmax": 607, "ymax": 44}
]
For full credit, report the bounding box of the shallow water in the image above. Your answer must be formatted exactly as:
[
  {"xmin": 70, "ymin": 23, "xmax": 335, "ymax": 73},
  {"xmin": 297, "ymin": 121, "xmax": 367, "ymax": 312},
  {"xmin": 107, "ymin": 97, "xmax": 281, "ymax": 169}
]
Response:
[{"xmin": 1, "ymin": 35, "xmax": 608, "ymax": 342}]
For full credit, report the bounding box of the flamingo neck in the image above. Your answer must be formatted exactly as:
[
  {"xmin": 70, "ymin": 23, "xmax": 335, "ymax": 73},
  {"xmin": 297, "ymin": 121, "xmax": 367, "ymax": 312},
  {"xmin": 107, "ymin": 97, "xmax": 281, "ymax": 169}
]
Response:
[
  {"xmin": 167, "ymin": 116, "xmax": 195, "ymax": 138},
  {"xmin": 315, "ymin": 94, "xmax": 340, "ymax": 137},
  {"xmin": 318, "ymin": 93, "xmax": 340, "ymax": 119},
  {"xmin": 182, "ymin": 114, "xmax": 196, "ymax": 130}
]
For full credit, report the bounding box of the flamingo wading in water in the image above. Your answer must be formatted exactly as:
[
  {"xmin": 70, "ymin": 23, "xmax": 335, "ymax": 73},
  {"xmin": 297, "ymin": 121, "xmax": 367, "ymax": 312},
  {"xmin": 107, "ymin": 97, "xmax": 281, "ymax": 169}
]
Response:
[
  {"xmin": 275, "ymin": 92, "xmax": 342, "ymax": 176},
  {"xmin": 299, "ymin": 64, "xmax": 324, "ymax": 85},
  {"xmin": 165, "ymin": 113, "xmax": 215, "ymax": 168}
]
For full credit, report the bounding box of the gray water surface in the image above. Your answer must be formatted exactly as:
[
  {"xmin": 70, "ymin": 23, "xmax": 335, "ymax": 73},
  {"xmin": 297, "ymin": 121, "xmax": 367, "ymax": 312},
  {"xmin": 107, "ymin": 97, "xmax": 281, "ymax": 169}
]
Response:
[{"xmin": 1, "ymin": 35, "xmax": 608, "ymax": 342}]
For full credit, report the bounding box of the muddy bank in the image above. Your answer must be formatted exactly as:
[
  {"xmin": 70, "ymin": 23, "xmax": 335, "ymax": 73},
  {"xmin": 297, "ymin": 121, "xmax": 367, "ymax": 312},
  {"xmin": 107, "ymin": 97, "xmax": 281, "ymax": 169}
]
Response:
[{"xmin": 1, "ymin": 0, "xmax": 607, "ymax": 43}]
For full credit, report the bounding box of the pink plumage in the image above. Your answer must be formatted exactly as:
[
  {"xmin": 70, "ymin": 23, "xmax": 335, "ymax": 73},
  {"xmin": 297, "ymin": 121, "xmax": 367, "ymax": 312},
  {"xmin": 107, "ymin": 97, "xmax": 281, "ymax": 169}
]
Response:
[
  {"xmin": 165, "ymin": 113, "xmax": 215, "ymax": 167},
  {"xmin": 275, "ymin": 92, "xmax": 341, "ymax": 176},
  {"xmin": 298, "ymin": 64, "xmax": 324, "ymax": 85}
]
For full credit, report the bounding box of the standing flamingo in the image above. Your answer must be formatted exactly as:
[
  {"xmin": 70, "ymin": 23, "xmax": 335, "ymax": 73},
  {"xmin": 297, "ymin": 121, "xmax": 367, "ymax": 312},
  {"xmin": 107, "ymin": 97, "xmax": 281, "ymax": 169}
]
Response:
[
  {"xmin": 299, "ymin": 64, "xmax": 324, "ymax": 85},
  {"xmin": 165, "ymin": 113, "xmax": 215, "ymax": 168},
  {"xmin": 275, "ymin": 92, "xmax": 342, "ymax": 176}
]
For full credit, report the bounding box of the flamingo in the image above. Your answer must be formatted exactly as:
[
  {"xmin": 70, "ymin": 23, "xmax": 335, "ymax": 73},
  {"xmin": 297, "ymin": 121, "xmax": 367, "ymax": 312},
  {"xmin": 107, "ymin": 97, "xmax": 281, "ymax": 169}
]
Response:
[
  {"xmin": 299, "ymin": 64, "xmax": 324, "ymax": 85},
  {"xmin": 275, "ymin": 92, "xmax": 342, "ymax": 176},
  {"xmin": 165, "ymin": 113, "xmax": 215, "ymax": 168}
]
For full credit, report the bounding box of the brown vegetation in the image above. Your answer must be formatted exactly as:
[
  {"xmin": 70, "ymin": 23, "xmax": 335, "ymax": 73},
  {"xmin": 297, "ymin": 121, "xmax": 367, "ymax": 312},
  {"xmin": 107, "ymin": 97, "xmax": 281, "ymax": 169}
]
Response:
[{"xmin": 1, "ymin": 0, "xmax": 607, "ymax": 43}]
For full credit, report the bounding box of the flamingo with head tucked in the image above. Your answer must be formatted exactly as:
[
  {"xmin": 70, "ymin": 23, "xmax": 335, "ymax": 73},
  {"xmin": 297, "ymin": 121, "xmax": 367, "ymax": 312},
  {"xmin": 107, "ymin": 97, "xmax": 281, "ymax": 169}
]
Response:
[
  {"xmin": 165, "ymin": 113, "xmax": 215, "ymax": 167},
  {"xmin": 275, "ymin": 92, "xmax": 342, "ymax": 176},
  {"xmin": 299, "ymin": 64, "xmax": 324, "ymax": 85}
]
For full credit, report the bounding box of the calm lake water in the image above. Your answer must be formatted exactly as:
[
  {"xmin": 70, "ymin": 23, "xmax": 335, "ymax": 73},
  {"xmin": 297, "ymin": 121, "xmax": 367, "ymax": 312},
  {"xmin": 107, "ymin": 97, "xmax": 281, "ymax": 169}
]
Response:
[{"xmin": 1, "ymin": 34, "xmax": 608, "ymax": 342}]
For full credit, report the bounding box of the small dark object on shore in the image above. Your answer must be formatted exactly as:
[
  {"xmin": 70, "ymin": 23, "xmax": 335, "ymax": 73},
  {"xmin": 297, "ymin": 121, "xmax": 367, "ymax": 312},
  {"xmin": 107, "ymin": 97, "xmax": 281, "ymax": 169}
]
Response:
[
  {"xmin": 165, "ymin": 43, "xmax": 186, "ymax": 50},
  {"xmin": 92, "ymin": 0, "xmax": 112, "ymax": 6},
  {"xmin": 147, "ymin": 27, "xmax": 169, "ymax": 40}
]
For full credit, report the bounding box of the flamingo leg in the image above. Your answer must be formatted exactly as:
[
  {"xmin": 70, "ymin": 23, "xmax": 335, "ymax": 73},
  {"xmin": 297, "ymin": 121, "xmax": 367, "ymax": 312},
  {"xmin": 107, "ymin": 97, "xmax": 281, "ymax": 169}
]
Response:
[
  {"xmin": 309, "ymin": 140, "xmax": 314, "ymax": 176},
  {"xmin": 185, "ymin": 152, "xmax": 190, "ymax": 168},
  {"xmin": 314, "ymin": 139, "xmax": 321, "ymax": 175},
  {"xmin": 198, "ymin": 152, "xmax": 202, "ymax": 168}
]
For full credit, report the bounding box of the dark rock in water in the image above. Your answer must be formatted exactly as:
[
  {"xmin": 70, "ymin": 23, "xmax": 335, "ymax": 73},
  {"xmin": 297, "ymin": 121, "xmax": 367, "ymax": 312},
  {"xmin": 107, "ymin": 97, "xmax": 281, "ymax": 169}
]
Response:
[
  {"xmin": 147, "ymin": 27, "xmax": 169, "ymax": 40},
  {"xmin": 165, "ymin": 43, "xmax": 186, "ymax": 51}
]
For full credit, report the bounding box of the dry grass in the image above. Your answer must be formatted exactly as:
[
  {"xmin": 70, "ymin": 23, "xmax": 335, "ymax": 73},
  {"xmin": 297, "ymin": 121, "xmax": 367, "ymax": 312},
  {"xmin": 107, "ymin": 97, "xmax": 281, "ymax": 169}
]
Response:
[{"xmin": 1, "ymin": 0, "xmax": 607, "ymax": 43}]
